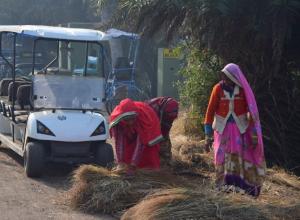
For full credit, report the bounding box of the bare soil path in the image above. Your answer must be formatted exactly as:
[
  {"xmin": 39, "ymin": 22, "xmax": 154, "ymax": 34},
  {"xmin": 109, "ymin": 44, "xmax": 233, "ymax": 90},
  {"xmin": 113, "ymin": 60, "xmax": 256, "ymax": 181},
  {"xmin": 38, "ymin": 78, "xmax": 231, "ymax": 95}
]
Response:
[{"xmin": 0, "ymin": 147, "xmax": 115, "ymax": 220}]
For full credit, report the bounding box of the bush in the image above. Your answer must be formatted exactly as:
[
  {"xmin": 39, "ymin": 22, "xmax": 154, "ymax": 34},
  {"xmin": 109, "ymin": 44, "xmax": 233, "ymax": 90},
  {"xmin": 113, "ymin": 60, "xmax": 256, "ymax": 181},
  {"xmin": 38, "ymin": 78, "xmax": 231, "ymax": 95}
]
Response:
[{"xmin": 177, "ymin": 46, "xmax": 222, "ymax": 137}]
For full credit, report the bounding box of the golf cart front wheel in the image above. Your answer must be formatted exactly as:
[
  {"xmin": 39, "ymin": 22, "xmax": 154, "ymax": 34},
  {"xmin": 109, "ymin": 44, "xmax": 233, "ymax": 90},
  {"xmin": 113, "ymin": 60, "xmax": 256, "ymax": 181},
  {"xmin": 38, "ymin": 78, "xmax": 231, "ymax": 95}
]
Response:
[
  {"xmin": 95, "ymin": 142, "xmax": 114, "ymax": 167},
  {"xmin": 24, "ymin": 142, "xmax": 45, "ymax": 177}
]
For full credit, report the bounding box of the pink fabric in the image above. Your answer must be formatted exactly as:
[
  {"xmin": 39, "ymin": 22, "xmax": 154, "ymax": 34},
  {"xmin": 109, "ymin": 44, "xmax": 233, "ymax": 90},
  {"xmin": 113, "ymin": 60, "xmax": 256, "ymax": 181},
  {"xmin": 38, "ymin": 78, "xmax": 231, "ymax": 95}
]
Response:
[
  {"xmin": 214, "ymin": 122, "xmax": 260, "ymax": 165},
  {"xmin": 220, "ymin": 63, "xmax": 264, "ymax": 165}
]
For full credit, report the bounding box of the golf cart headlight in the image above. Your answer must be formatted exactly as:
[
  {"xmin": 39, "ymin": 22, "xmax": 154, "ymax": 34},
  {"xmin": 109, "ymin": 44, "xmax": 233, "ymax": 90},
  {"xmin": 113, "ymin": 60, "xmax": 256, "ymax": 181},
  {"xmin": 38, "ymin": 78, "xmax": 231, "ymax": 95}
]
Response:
[
  {"xmin": 91, "ymin": 121, "xmax": 106, "ymax": 136},
  {"xmin": 37, "ymin": 120, "xmax": 55, "ymax": 136}
]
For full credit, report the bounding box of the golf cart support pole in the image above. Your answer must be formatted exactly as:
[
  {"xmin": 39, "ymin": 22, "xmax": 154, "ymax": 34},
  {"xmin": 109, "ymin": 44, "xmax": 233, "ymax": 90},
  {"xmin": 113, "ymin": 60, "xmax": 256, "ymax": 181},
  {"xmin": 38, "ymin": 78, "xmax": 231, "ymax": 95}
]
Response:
[
  {"xmin": 0, "ymin": 33, "xmax": 14, "ymax": 74},
  {"xmin": 132, "ymin": 36, "xmax": 140, "ymax": 82},
  {"xmin": 84, "ymin": 41, "xmax": 89, "ymax": 76},
  {"xmin": 32, "ymin": 39, "xmax": 37, "ymax": 76},
  {"xmin": 11, "ymin": 33, "xmax": 17, "ymax": 122}
]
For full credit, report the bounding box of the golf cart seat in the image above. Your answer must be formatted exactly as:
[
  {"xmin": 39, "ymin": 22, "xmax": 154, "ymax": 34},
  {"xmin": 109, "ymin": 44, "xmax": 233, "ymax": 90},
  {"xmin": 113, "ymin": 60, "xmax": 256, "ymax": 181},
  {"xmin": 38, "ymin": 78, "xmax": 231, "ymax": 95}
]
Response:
[
  {"xmin": 17, "ymin": 84, "xmax": 32, "ymax": 110},
  {"xmin": 8, "ymin": 81, "xmax": 31, "ymax": 102},
  {"xmin": 0, "ymin": 78, "xmax": 14, "ymax": 96},
  {"xmin": 114, "ymin": 57, "xmax": 132, "ymax": 81}
]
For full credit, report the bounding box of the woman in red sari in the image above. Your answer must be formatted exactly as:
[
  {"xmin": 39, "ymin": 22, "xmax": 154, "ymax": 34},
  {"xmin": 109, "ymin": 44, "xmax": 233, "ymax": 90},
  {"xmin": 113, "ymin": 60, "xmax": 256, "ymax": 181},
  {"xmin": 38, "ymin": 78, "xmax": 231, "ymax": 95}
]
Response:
[{"xmin": 109, "ymin": 98, "xmax": 163, "ymax": 174}]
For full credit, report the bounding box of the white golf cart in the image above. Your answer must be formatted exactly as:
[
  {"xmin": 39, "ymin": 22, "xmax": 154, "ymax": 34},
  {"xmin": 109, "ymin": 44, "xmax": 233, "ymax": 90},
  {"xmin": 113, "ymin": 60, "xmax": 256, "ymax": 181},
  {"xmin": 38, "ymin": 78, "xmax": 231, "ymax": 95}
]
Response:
[{"xmin": 0, "ymin": 25, "xmax": 114, "ymax": 177}]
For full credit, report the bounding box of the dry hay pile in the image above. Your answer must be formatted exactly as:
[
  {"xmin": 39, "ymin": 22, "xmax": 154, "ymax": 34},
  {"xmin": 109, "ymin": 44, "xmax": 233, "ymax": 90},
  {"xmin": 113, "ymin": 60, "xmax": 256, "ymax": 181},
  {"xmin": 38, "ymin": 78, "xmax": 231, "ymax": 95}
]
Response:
[
  {"xmin": 170, "ymin": 133, "xmax": 214, "ymax": 178},
  {"xmin": 257, "ymin": 168, "xmax": 300, "ymax": 219},
  {"xmin": 171, "ymin": 137, "xmax": 214, "ymax": 169},
  {"xmin": 173, "ymin": 110, "xmax": 202, "ymax": 137},
  {"xmin": 67, "ymin": 165, "xmax": 184, "ymax": 214},
  {"xmin": 266, "ymin": 168, "xmax": 300, "ymax": 190},
  {"xmin": 121, "ymin": 188, "xmax": 219, "ymax": 220},
  {"xmin": 169, "ymin": 111, "xmax": 214, "ymax": 176},
  {"xmin": 122, "ymin": 188, "xmax": 300, "ymax": 220}
]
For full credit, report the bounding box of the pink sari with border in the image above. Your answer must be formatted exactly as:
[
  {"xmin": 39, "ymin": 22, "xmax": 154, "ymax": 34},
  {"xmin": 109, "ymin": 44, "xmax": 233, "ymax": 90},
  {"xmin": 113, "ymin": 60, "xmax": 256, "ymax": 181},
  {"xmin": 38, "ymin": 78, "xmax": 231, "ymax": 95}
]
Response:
[{"xmin": 213, "ymin": 63, "xmax": 266, "ymax": 196}]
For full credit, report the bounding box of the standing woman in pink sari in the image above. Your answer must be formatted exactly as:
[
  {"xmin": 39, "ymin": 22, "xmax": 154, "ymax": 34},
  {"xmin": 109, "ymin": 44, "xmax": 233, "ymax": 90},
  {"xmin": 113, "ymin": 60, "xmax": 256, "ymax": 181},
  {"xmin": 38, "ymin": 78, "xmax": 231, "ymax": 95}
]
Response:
[{"xmin": 204, "ymin": 63, "xmax": 266, "ymax": 197}]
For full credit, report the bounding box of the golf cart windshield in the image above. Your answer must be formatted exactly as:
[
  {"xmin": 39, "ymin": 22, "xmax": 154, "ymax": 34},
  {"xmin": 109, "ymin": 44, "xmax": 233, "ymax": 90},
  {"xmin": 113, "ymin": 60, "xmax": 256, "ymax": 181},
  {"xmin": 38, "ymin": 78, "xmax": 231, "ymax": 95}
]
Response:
[
  {"xmin": 33, "ymin": 74, "xmax": 105, "ymax": 110},
  {"xmin": 32, "ymin": 38, "xmax": 105, "ymax": 110}
]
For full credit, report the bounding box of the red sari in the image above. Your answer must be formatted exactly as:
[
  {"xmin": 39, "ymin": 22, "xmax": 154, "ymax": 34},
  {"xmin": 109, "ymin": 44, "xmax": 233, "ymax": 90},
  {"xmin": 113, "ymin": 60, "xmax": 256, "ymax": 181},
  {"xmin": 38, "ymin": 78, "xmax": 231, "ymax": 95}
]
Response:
[{"xmin": 110, "ymin": 98, "xmax": 163, "ymax": 169}]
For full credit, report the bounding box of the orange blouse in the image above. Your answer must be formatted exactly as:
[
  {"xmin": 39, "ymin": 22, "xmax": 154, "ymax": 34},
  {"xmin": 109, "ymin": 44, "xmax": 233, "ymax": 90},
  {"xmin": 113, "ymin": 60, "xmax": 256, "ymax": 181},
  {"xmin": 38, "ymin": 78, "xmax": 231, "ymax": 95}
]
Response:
[{"xmin": 204, "ymin": 83, "xmax": 248, "ymax": 125}]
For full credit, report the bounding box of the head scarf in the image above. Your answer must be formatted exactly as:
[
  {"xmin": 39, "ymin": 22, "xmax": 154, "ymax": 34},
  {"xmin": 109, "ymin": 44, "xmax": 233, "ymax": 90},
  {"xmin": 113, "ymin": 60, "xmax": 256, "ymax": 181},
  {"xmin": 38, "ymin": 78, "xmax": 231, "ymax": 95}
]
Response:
[
  {"xmin": 222, "ymin": 63, "xmax": 264, "ymax": 165},
  {"xmin": 146, "ymin": 97, "xmax": 179, "ymax": 121},
  {"xmin": 163, "ymin": 98, "xmax": 179, "ymax": 120},
  {"xmin": 110, "ymin": 98, "xmax": 163, "ymax": 146},
  {"xmin": 145, "ymin": 97, "xmax": 179, "ymax": 137}
]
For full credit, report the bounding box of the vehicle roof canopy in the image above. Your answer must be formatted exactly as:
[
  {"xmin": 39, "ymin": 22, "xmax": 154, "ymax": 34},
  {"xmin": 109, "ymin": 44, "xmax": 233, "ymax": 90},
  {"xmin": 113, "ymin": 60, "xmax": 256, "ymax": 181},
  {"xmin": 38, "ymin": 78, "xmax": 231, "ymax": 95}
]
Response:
[
  {"xmin": 0, "ymin": 25, "xmax": 106, "ymax": 41},
  {"xmin": 102, "ymin": 28, "xmax": 139, "ymax": 40}
]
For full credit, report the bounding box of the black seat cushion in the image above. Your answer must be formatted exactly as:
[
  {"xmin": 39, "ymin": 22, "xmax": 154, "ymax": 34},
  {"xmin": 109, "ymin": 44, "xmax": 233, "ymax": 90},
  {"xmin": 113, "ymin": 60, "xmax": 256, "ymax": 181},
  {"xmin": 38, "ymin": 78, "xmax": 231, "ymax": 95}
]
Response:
[
  {"xmin": 8, "ymin": 81, "xmax": 30, "ymax": 101},
  {"xmin": 0, "ymin": 78, "xmax": 13, "ymax": 96},
  {"xmin": 0, "ymin": 78, "xmax": 28, "ymax": 96},
  {"xmin": 16, "ymin": 84, "xmax": 32, "ymax": 109}
]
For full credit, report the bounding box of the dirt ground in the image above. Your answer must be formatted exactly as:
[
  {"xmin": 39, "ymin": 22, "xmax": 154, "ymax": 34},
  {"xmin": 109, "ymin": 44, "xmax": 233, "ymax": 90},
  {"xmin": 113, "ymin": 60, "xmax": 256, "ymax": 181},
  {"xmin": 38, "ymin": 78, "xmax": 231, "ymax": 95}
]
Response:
[{"xmin": 0, "ymin": 146, "xmax": 116, "ymax": 220}]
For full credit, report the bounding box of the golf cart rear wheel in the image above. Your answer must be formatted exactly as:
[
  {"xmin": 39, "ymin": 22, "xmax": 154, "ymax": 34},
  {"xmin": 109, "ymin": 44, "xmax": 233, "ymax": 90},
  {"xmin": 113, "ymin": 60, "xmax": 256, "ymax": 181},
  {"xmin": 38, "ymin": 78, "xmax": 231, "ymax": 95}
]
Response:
[
  {"xmin": 24, "ymin": 142, "xmax": 45, "ymax": 177},
  {"xmin": 95, "ymin": 143, "xmax": 114, "ymax": 167}
]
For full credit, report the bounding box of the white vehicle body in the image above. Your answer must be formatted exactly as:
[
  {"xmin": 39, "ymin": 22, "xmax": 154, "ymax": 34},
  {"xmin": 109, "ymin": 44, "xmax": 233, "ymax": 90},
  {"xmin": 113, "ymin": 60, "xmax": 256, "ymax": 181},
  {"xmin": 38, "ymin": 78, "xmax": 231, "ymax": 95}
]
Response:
[
  {"xmin": 0, "ymin": 25, "xmax": 114, "ymax": 177},
  {"xmin": 26, "ymin": 110, "xmax": 108, "ymax": 142}
]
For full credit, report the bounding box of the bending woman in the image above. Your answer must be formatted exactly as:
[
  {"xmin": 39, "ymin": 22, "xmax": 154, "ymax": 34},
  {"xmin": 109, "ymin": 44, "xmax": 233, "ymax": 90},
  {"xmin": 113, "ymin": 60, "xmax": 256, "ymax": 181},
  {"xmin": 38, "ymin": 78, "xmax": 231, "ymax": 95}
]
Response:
[
  {"xmin": 145, "ymin": 96, "xmax": 179, "ymax": 161},
  {"xmin": 204, "ymin": 63, "xmax": 265, "ymax": 197},
  {"xmin": 110, "ymin": 98, "xmax": 164, "ymax": 174}
]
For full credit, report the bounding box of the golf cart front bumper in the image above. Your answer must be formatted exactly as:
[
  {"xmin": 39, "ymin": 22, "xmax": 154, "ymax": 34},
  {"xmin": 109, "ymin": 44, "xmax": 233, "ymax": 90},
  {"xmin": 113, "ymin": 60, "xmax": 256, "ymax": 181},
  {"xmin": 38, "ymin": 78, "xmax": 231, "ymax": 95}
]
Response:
[{"xmin": 45, "ymin": 141, "xmax": 98, "ymax": 163}]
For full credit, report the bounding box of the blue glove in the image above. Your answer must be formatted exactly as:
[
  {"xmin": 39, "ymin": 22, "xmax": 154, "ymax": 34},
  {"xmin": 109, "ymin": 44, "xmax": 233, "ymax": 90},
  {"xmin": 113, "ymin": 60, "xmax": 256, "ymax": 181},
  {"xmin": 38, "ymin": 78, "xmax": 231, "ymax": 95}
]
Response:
[
  {"xmin": 204, "ymin": 124, "xmax": 213, "ymax": 152},
  {"xmin": 204, "ymin": 124, "xmax": 213, "ymax": 136}
]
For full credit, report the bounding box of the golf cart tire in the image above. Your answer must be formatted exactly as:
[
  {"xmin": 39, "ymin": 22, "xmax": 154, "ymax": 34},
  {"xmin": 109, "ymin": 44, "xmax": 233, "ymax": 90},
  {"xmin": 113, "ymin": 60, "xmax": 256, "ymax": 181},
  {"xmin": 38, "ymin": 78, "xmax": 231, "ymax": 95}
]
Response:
[
  {"xmin": 24, "ymin": 142, "xmax": 45, "ymax": 178},
  {"xmin": 95, "ymin": 143, "xmax": 114, "ymax": 167}
]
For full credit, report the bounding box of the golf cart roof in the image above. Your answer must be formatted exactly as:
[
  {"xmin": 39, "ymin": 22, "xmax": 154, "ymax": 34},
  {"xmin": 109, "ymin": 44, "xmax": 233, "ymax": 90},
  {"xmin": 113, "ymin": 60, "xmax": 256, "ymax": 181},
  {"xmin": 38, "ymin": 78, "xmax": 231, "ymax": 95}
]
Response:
[
  {"xmin": 0, "ymin": 25, "xmax": 106, "ymax": 41},
  {"xmin": 103, "ymin": 28, "xmax": 139, "ymax": 40}
]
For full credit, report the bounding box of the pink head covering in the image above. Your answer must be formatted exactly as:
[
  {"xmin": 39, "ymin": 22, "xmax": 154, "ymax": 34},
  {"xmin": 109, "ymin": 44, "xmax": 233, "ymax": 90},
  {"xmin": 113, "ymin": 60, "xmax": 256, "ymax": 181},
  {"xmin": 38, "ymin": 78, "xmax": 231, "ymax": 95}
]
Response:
[{"xmin": 222, "ymin": 63, "xmax": 265, "ymax": 165}]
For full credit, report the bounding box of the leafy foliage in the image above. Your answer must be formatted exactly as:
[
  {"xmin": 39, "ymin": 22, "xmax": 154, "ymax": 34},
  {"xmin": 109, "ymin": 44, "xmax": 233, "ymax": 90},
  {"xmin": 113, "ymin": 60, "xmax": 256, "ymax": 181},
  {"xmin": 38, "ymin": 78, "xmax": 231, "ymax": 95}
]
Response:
[
  {"xmin": 178, "ymin": 46, "xmax": 220, "ymax": 117},
  {"xmin": 177, "ymin": 45, "xmax": 221, "ymax": 137}
]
